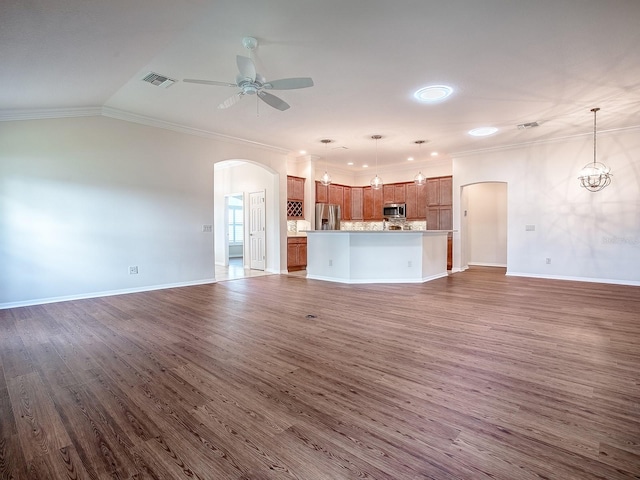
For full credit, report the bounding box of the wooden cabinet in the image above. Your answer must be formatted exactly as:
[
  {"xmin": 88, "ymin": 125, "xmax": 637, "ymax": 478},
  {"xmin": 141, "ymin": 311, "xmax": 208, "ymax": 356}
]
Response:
[
  {"xmin": 424, "ymin": 176, "xmax": 453, "ymax": 270},
  {"xmin": 315, "ymin": 182, "xmax": 328, "ymax": 203},
  {"xmin": 328, "ymin": 184, "xmax": 343, "ymax": 206},
  {"xmin": 316, "ymin": 177, "xmax": 450, "ymax": 223},
  {"xmin": 427, "ymin": 176, "xmax": 452, "ymax": 206},
  {"xmin": 287, "ymin": 176, "xmax": 305, "ymax": 219},
  {"xmin": 426, "ymin": 206, "xmax": 452, "ymax": 230},
  {"xmin": 405, "ymin": 182, "xmax": 427, "ymax": 220},
  {"xmin": 382, "ymin": 184, "xmax": 406, "ymax": 204},
  {"xmin": 287, "ymin": 176, "xmax": 305, "ymax": 201},
  {"xmin": 351, "ymin": 187, "xmax": 363, "ymax": 220},
  {"xmin": 394, "ymin": 184, "xmax": 406, "ymax": 203},
  {"xmin": 343, "ymin": 186, "xmax": 352, "ymax": 220},
  {"xmin": 316, "ymin": 182, "xmax": 352, "ymax": 220},
  {"xmin": 287, "ymin": 237, "xmax": 307, "ymax": 271},
  {"xmin": 363, "ymin": 186, "xmax": 383, "ymax": 220}
]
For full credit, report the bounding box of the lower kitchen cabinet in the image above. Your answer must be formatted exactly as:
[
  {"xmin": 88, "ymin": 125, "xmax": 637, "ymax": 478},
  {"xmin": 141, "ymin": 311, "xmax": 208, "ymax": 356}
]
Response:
[{"xmin": 287, "ymin": 237, "xmax": 307, "ymax": 271}]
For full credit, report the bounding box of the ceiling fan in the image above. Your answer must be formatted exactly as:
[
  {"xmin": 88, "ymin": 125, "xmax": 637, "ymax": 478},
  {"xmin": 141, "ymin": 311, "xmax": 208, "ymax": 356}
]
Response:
[{"xmin": 183, "ymin": 37, "xmax": 314, "ymax": 111}]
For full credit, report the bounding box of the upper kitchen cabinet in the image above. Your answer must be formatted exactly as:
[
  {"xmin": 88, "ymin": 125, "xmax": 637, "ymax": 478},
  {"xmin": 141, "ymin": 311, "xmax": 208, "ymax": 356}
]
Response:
[
  {"xmin": 427, "ymin": 176, "xmax": 453, "ymax": 206},
  {"xmin": 383, "ymin": 184, "xmax": 407, "ymax": 204},
  {"xmin": 316, "ymin": 182, "xmax": 352, "ymax": 220},
  {"xmin": 426, "ymin": 176, "xmax": 453, "ymax": 229},
  {"xmin": 405, "ymin": 182, "xmax": 427, "ymax": 220},
  {"xmin": 363, "ymin": 186, "xmax": 384, "ymax": 220},
  {"xmin": 351, "ymin": 187, "xmax": 363, "ymax": 220},
  {"xmin": 287, "ymin": 175, "xmax": 305, "ymax": 201},
  {"xmin": 287, "ymin": 176, "xmax": 305, "ymax": 219},
  {"xmin": 315, "ymin": 181, "xmax": 328, "ymax": 204},
  {"xmin": 343, "ymin": 186, "xmax": 352, "ymax": 221}
]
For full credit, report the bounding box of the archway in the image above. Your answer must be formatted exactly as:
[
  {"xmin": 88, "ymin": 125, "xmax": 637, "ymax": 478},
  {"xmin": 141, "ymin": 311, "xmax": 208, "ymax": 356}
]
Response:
[
  {"xmin": 213, "ymin": 159, "xmax": 281, "ymax": 280},
  {"xmin": 459, "ymin": 182, "xmax": 508, "ymax": 271}
]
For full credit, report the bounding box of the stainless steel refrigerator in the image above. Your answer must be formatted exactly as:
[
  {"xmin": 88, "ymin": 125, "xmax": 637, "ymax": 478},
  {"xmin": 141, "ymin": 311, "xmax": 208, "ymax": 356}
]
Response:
[{"xmin": 315, "ymin": 203, "xmax": 341, "ymax": 230}]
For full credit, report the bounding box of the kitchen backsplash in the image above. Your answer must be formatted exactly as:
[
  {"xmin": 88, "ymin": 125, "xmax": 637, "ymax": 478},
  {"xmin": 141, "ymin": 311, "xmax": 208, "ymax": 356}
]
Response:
[
  {"xmin": 288, "ymin": 220, "xmax": 427, "ymax": 232},
  {"xmin": 341, "ymin": 221, "xmax": 427, "ymax": 231}
]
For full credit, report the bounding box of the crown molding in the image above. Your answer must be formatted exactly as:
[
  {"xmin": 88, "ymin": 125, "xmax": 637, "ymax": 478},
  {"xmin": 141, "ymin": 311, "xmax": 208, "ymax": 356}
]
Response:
[
  {"xmin": 100, "ymin": 107, "xmax": 289, "ymax": 154},
  {"xmin": 0, "ymin": 106, "xmax": 102, "ymax": 121},
  {"xmin": 452, "ymin": 124, "xmax": 640, "ymax": 158},
  {"xmin": 0, "ymin": 105, "xmax": 289, "ymax": 155}
]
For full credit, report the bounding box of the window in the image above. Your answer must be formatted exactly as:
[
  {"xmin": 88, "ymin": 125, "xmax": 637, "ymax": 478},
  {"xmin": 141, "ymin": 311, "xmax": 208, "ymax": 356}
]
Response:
[{"xmin": 228, "ymin": 195, "xmax": 243, "ymax": 244}]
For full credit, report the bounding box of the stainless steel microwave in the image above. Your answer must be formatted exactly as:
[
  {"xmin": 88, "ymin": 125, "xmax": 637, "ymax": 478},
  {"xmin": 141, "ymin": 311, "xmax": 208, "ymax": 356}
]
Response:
[{"xmin": 383, "ymin": 203, "xmax": 406, "ymax": 218}]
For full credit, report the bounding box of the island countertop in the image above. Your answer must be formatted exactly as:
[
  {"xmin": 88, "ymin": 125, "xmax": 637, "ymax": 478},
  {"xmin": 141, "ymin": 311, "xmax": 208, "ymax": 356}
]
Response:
[
  {"xmin": 305, "ymin": 230, "xmax": 449, "ymax": 284},
  {"xmin": 304, "ymin": 230, "xmax": 451, "ymax": 234}
]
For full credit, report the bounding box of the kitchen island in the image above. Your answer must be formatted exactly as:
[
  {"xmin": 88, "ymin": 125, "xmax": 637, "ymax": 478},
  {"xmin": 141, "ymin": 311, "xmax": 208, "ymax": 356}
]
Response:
[{"xmin": 305, "ymin": 230, "xmax": 449, "ymax": 284}]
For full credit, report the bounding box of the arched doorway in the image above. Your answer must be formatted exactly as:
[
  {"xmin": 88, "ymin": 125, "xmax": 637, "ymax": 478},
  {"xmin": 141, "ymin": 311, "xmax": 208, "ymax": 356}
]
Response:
[
  {"xmin": 213, "ymin": 159, "xmax": 281, "ymax": 281},
  {"xmin": 460, "ymin": 182, "xmax": 508, "ymax": 270}
]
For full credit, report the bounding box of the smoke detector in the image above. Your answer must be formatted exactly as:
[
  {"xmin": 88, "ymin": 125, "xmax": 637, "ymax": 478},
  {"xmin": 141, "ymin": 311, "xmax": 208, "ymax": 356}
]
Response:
[
  {"xmin": 141, "ymin": 72, "xmax": 176, "ymax": 88},
  {"xmin": 517, "ymin": 121, "xmax": 540, "ymax": 130}
]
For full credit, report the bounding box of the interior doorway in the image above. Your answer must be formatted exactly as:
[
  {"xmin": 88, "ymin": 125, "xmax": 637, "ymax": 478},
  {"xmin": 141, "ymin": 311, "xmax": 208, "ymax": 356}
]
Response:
[
  {"xmin": 461, "ymin": 182, "xmax": 508, "ymax": 269},
  {"xmin": 226, "ymin": 193, "xmax": 244, "ymax": 266},
  {"xmin": 213, "ymin": 159, "xmax": 280, "ymax": 281}
]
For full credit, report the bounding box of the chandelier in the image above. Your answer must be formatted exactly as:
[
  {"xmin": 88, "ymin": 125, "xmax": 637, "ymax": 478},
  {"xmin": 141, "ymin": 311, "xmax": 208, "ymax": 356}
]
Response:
[
  {"xmin": 370, "ymin": 135, "xmax": 383, "ymax": 190},
  {"xmin": 578, "ymin": 107, "xmax": 612, "ymax": 192}
]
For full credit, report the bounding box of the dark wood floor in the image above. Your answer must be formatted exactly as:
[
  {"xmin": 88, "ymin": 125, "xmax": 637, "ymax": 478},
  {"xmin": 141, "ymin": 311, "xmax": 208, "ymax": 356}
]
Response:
[{"xmin": 1, "ymin": 267, "xmax": 639, "ymax": 479}]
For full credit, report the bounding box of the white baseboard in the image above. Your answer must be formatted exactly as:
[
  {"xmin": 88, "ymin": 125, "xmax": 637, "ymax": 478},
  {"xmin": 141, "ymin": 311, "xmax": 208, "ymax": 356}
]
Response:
[
  {"xmin": 0, "ymin": 278, "xmax": 217, "ymax": 310},
  {"xmin": 506, "ymin": 271, "xmax": 640, "ymax": 287},
  {"xmin": 306, "ymin": 272, "xmax": 448, "ymax": 284},
  {"xmin": 468, "ymin": 262, "xmax": 507, "ymax": 268}
]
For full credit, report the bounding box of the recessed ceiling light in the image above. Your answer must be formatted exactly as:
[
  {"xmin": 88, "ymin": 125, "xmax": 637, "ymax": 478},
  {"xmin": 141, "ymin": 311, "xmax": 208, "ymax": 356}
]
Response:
[
  {"xmin": 407, "ymin": 157, "xmax": 414, "ymax": 161},
  {"xmin": 414, "ymin": 85, "xmax": 453, "ymax": 102},
  {"xmin": 347, "ymin": 162, "xmax": 354, "ymax": 166},
  {"xmin": 363, "ymin": 164, "xmax": 369, "ymax": 168},
  {"xmin": 299, "ymin": 150, "xmax": 306, "ymax": 154},
  {"xmin": 431, "ymin": 152, "xmax": 438, "ymax": 157},
  {"xmin": 469, "ymin": 127, "xmax": 498, "ymax": 137}
]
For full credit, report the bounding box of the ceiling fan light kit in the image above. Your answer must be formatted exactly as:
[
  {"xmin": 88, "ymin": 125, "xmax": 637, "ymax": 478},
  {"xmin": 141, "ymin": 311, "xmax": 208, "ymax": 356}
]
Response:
[
  {"xmin": 183, "ymin": 36, "xmax": 314, "ymax": 112},
  {"xmin": 578, "ymin": 107, "xmax": 612, "ymax": 192}
]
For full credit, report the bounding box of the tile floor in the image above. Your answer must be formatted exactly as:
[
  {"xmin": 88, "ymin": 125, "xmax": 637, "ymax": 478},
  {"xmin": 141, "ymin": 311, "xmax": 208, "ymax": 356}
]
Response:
[{"xmin": 214, "ymin": 258, "xmax": 307, "ymax": 282}]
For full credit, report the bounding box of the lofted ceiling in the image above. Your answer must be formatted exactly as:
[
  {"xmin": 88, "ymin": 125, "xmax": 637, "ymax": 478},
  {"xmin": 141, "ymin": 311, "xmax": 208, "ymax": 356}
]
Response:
[{"xmin": 2, "ymin": 0, "xmax": 640, "ymax": 170}]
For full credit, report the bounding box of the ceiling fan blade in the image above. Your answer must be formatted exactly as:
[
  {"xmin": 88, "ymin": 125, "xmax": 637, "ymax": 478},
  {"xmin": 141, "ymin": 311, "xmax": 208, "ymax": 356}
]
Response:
[
  {"xmin": 218, "ymin": 93, "xmax": 243, "ymax": 109},
  {"xmin": 236, "ymin": 55, "xmax": 256, "ymax": 81},
  {"xmin": 264, "ymin": 77, "xmax": 314, "ymax": 90},
  {"xmin": 183, "ymin": 79, "xmax": 237, "ymax": 87},
  {"xmin": 258, "ymin": 91, "xmax": 290, "ymax": 111}
]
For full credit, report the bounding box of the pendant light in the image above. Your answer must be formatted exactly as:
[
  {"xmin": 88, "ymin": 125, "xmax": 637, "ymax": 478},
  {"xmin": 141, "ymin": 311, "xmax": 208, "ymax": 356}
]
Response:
[
  {"xmin": 413, "ymin": 140, "xmax": 426, "ymax": 185},
  {"xmin": 370, "ymin": 135, "xmax": 383, "ymax": 190},
  {"xmin": 320, "ymin": 138, "xmax": 332, "ymax": 186},
  {"xmin": 578, "ymin": 107, "xmax": 612, "ymax": 192}
]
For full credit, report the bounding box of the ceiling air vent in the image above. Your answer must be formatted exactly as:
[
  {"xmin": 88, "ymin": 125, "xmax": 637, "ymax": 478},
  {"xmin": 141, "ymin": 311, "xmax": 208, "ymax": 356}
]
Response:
[
  {"xmin": 517, "ymin": 121, "xmax": 540, "ymax": 130},
  {"xmin": 141, "ymin": 72, "xmax": 176, "ymax": 88}
]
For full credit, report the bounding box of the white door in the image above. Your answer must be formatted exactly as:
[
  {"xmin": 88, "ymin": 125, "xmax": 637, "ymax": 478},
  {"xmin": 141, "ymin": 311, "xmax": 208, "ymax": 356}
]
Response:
[{"xmin": 249, "ymin": 190, "xmax": 266, "ymax": 270}]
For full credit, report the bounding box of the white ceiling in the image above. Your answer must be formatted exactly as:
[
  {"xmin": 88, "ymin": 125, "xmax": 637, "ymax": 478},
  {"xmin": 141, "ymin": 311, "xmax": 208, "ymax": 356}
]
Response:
[{"xmin": 2, "ymin": 0, "xmax": 640, "ymax": 170}]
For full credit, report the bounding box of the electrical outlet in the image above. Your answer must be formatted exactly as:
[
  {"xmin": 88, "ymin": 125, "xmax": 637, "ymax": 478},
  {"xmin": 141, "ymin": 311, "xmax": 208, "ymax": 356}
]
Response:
[
  {"xmin": 129, "ymin": 266, "xmax": 139, "ymax": 274},
  {"xmin": 202, "ymin": 224, "xmax": 213, "ymax": 233},
  {"xmin": 328, "ymin": 259, "xmax": 333, "ymax": 266},
  {"xmin": 545, "ymin": 258, "xmax": 551, "ymax": 264},
  {"xmin": 408, "ymin": 260, "xmax": 412, "ymax": 267},
  {"xmin": 525, "ymin": 224, "xmax": 536, "ymax": 231}
]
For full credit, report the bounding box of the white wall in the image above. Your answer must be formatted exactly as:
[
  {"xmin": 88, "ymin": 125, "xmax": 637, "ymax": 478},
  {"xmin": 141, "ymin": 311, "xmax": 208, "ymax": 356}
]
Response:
[
  {"xmin": 465, "ymin": 182, "xmax": 507, "ymax": 267},
  {"xmin": 0, "ymin": 115, "xmax": 289, "ymax": 307},
  {"xmin": 453, "ymin": 127, "xmax": 640, "ymax": 285}
]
